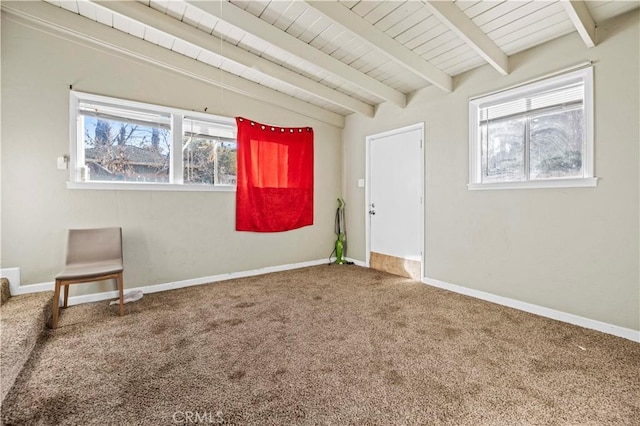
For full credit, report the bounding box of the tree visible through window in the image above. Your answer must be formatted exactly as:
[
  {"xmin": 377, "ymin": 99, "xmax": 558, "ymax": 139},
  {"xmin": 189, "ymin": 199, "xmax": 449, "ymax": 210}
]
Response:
[
  {"xmin": 83, "ymin": 114, "xmax": 171, "ymax": 183},
  {"xmin": 72, "ymin": 92, "xmax": 237, "ymax": 189},
  {"xmin": 469, "ymin": 67, "xmax": 595, "ymax": 189},
  {"xmin": 183, "ymin": 118, "xmax": 237, "ymax": 185}
]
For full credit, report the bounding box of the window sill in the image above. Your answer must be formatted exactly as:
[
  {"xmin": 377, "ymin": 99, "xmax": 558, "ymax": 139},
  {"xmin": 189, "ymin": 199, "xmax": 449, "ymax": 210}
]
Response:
[
  {"xmin": 66, "ymin": 181, "xmax": 236, "ymax": 192},
  {"xmin": 467, "ymin": 177, "xmax": 598, "ymax": 191}
]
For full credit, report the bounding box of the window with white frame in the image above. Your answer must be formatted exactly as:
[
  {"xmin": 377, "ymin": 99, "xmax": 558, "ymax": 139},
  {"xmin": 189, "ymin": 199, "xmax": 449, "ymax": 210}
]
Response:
[
  {"xmin": 468, "ymin": 67, "xmax": 596, "ymax": 190},
  {"xmin": 70, "ymin": 91, "xmax": 237, "ymax": 190}
]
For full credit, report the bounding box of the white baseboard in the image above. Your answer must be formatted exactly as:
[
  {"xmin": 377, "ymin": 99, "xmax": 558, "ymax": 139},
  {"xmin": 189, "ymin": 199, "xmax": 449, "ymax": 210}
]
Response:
[
  {"xmin": 0, "ymin": 268, "xmax": 21, "ymax": 295},
  {"xmin": 423, "ymin": 276, "xmax": 640, "ymax": 343},
  {"xmin": 13, "ymin": 282, "xmax": 54, "ymax": 295},
  {"xmin": 14, "ymin": 259, "xmax": 333, "ymax": 306},
  {"xmin": 345, "ymin": 257, "xmax": 367, "ymax": 267},
  {"xmin": 325, "ymin": 257, "xmax": 367, "ymax": 267}
]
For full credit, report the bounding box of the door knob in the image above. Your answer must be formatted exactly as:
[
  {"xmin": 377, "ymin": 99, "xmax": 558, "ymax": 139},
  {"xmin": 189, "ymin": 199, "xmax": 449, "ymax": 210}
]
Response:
[{"xmin": 369, "ymin": 210, "xmax": 376, "ymax": 215}]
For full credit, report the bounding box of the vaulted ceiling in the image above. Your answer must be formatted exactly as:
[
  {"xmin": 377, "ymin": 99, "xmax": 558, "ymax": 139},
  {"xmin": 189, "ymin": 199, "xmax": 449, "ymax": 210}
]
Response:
[{"xmin": 2, "ymin": 1, "xmax": 638, "ymax": 127}]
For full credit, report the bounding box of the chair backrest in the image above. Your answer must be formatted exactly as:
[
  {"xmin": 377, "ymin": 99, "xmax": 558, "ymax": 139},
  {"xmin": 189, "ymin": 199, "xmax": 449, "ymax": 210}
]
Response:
[{"xmin": 65, "ymin": 227, "xmax": 122, "ymax": 266}]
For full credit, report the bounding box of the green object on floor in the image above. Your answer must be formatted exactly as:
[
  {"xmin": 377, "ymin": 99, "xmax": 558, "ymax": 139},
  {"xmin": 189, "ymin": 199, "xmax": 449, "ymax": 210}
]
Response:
[
  {"xmin": 335, "ymin": 232, "xmax": 346, "ymax": 265},
  {"xmin": 334, "ymin": 198, "xmax": 347, "ymax": 264}
]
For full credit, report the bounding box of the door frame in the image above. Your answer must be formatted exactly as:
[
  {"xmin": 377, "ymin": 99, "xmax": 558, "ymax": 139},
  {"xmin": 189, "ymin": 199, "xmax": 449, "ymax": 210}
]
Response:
[{"xmin": 365, "ymin": 122, "xmax": 425, "ymax": 280}]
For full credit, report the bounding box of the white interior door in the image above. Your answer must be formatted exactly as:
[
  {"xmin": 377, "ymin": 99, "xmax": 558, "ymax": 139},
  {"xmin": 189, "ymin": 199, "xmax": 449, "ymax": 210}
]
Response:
[{"xmin": 367, "ymin": 123, "xmax": 423, "ymax": 278}]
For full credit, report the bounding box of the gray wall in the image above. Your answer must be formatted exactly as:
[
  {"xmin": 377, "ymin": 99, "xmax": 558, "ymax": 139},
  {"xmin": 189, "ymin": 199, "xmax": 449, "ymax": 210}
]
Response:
[
  {"xmin": 342, "ymin": 10, "xmax": 639, "ymax": 331},
  {"xmin": 1, "ymin": 18, "xmax": 342, "ymax": 295}
]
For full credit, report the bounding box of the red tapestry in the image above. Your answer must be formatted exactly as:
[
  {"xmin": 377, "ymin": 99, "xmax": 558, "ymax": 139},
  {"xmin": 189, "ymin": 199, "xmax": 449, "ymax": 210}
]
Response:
[{"xmin": 235, "ymin": 117, "xmax": 314, "ymax": 232}]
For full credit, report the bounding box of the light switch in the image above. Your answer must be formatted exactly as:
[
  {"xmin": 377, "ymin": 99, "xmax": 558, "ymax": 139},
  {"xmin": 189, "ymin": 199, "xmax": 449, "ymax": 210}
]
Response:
[
  {"xmin": 358, "ymin": 179, "xmax": 365, "ymax": 188},
  {"xmin": 57, "ymin": 156, "xmax": 68, "ymax": 170}
]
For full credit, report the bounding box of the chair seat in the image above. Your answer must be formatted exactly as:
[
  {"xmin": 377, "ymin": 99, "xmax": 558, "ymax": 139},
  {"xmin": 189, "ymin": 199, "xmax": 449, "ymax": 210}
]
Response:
[
  {"xmin": 52, "ymin": 227, "xmax": 125, "ymax": 329},
  {"xmin": 55, "ymin": 261, "xmax": 123, "ymax": 280}
]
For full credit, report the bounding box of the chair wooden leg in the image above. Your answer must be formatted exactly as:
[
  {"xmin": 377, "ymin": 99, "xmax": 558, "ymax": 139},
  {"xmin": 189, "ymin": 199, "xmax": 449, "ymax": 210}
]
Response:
[
  {"xmin": 52, "ymin": 280, "xmax": 61, "ymax": 329},
  {"xmin": 118, "ymin": 272, "xmax": 124, "ymax": 316},
  {"xmin": 63, "ymin": 284, "xmax": 69, "ymax": 308}
]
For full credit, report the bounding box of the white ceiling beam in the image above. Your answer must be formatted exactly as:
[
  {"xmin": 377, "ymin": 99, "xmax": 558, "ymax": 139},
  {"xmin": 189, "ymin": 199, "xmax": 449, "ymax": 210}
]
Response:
[
  {"xmin": 306, "ymin": 1, "xmax": 452, "ymax": 92},
  {"xmin": 94, "ymin": 1, "xmax": 374, "ymax": 117},
  {"xmin": 0, "ymin": 1, "xmax": 344, "ymax": 128},
  {"xmin": 561, "ymin": 0, "xmax": 596, "ymax": 48},
  {"xmin": 184, "ymin": 0, "xmax": 407, "ymax": 108},
  {"xmin": 423, "ymin": 0, "xmax": 509, "ymax": 76}
]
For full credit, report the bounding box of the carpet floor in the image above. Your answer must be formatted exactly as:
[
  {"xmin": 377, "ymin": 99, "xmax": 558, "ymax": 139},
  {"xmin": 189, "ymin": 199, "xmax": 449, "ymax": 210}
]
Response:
[{"xmin": 1, "ymin": 265, "xmax": 638, "ymax": 425}]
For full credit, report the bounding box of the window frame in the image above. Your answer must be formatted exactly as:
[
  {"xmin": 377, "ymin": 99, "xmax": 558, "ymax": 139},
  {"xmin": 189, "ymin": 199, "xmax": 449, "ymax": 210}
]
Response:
[
  {"xmin": 68, "ymin": 91, "xmax": 236, "ymax": 192},
  {"xmin": 468, "ymin": 67, "xmax": 597, "ymax": 191}
]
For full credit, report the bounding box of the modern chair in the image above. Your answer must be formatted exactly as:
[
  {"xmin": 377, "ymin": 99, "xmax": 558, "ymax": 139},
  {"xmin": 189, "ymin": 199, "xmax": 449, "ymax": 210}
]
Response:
[{"xmin": 52, "ymin": 227, "xmax": 124, "ymax": 329}]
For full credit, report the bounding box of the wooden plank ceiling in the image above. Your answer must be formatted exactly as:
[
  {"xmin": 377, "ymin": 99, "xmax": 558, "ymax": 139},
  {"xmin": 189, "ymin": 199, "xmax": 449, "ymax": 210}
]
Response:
[{"xmin": 2, "ymin": 0, "xmax": 638, "ymax": 127}]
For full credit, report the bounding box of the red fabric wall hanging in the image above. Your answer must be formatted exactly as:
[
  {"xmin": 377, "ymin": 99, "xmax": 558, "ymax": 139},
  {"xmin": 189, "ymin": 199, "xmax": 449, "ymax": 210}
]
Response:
[{"xmin": 235, "ymin": 117, "xmax": 314, "ymax": 232}]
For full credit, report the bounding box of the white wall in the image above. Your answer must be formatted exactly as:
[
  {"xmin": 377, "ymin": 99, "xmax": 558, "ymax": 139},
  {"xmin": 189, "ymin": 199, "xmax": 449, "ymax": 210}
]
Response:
[
  {"xmin": 343, "ymin": 10, "xmax": 639, "ymax": 331},
  {"xmin": 1, "ymin": 18, "xmax": 342, "ymax": 295}
]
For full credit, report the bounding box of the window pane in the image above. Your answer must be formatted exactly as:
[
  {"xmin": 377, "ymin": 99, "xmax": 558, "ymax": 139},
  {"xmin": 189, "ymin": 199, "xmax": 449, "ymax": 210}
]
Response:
[
  {"xmin": 83, "ymin": 115, "xmax": 170, "ymax": 183},
  {"xmin": 470, "ymin": 67, "xmax": 592, "ymax": 188},
  {"xmin": 530, "ymin": 109, "xmax": 584, "ymax": 180},
  {"xmin": 482, "ymin": 118, "xmax": 525, "ymax": 183},
  {"xmin": 183, "ymin": 118, "xmax": 237, "ymax": 185}
]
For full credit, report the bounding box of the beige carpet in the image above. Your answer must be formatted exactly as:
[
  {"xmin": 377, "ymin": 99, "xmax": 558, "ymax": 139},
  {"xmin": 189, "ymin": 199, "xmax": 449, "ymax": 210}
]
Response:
[
  {"xmin": 2, "ymin": 265, "xmax": 638, "ymax": 425},
  {"xmin": 0, "ymin": 290, "xmax": 53, "ymax": 406}
]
